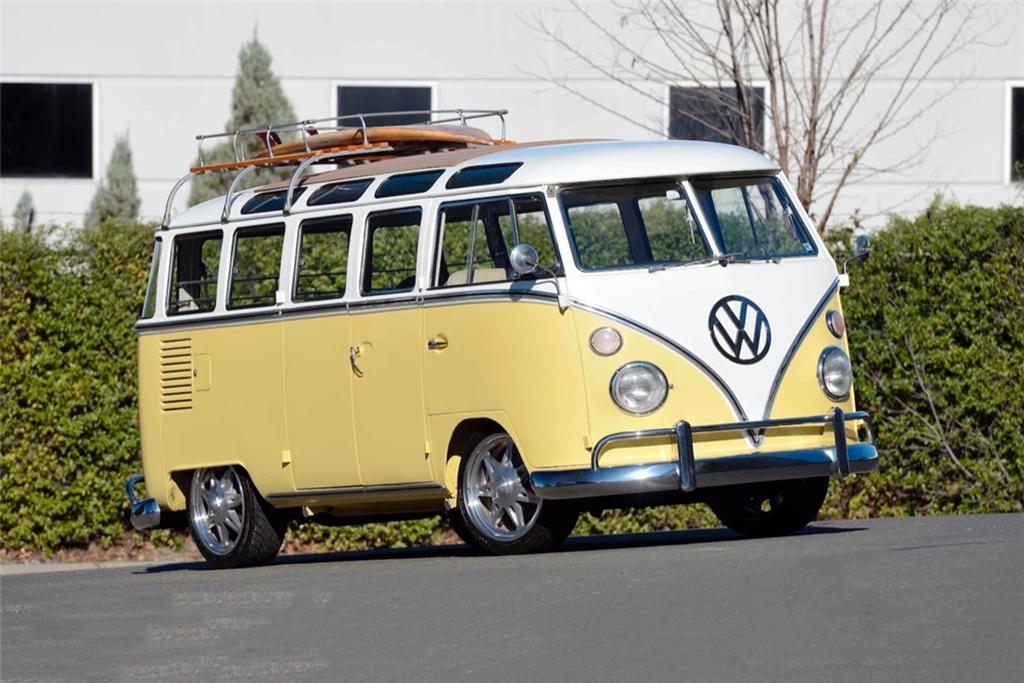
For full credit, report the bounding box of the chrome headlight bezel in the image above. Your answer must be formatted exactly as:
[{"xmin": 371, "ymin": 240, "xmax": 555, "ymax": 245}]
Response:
[
  {"xmin": 817, "ymin": 346, "xmax": 853, "ymax": 400},
  {"xmin": 610, "ymin": 361, "xmax": 669, "ymax": 415},
  {"xmin": 825, "ymin": 310, "xmax": 846, "ymax": 338}
]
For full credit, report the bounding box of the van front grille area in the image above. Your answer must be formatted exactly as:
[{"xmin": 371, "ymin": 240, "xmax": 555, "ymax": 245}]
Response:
[{"xmin": 159, "ymin": 337, "xmax": 193, "ymax": 411}]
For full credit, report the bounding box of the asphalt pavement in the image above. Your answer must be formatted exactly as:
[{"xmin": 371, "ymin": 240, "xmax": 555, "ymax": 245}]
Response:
[{"xmin": 2, "ymin": 514, "xmax": 1022, "ymax": 682}]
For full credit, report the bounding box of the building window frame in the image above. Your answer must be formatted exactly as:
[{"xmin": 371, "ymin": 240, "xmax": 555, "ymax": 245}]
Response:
[
  {"xmin": 663, "ymin": 81, "xmax": 771, "ymax": 151},
  {"xmin": 0, "ymin": 77, "xmax": 99, "ymax": 180},
  {"xmin": 331, "ymin": 80, "xmax": 439, "ymax": 127},
  {"xmin": 1005, "ymin": 80, "xmax": 1024, "ymax": 184}
]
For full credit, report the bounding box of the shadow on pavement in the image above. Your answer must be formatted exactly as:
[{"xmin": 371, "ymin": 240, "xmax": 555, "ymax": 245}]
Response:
[{"xmin": 141, "ymin": 522, "xmax": 863, "ymax": 574}]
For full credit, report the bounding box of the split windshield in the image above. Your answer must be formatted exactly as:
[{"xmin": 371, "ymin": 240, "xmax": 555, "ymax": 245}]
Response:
[
  {"xmin": 560, "ymin": 176, "xmax": 816, "ymax": 272},
  {"xmin": 689, "ymin": 176, "xmax": 816, "ymax": 259}
]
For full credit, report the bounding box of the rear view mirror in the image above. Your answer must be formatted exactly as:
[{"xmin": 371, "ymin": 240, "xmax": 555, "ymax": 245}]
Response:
[
  {"xmin": 853, "ymin": 235, "xmax": 871, "ymax": 263},
  {"xmin": 510, "ymin": 244, "xmax": 540, "ymax": 276}
]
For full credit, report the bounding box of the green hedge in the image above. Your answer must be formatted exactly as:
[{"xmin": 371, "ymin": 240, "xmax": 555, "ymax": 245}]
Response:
[
  {"xmin": 1, "ymin": 223, "xmax": 153, "ymax": 550},
  {"xmin": 2, "ymin": 201, "xmax": 1021, "ymax": 553},
  {"xmin": 823, "ymin": 200, "xmax": 1023, "ymax": 516}
]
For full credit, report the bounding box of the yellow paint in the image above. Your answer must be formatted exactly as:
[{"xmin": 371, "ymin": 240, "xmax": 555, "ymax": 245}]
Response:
[
  {"xmin": 138, "ymin": 292, "xmax": 864, "ymax": 512},
  {"xmin": 350, "ymin": 307, "xmax": 432, "ymax": 485},
  {"xmin": 281, "ymin": 313, "xmax": 359, "ymax": 489}
]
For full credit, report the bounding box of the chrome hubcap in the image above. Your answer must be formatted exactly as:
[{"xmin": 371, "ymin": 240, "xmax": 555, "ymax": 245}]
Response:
[
  {"xmin": 465, "ymin": 434, "xmax": 541, "ymax": 541},
  {"xmin": 189, "ymin": 467, "xmax": 245, "ymax": 555}
]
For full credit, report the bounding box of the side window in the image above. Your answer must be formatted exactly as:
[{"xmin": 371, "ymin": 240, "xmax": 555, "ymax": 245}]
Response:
[
  {"xmin": 168, "ymin": 231, "xmax": 222, "ymax": 315},
  {"xmin": 563, "ymin": 201, "xmax": 632, "ymax": 269},
  {"xmin": 364, "ymin": 208, "xmax": 421, "ymax": 295},
  {"xmin": 435, "ymin": 194, "xmax": 558, "ymax": 288},
  {"xmin": 140, "ymin": 237, "xmax": 162, "ymax": 319},
  {"xmin": 228, "ymin": 224, "xmax": 284, "ymax": 310},
  {"xmin": 294, "ymin": 215, "xmax": 352, "ymax": 302}
]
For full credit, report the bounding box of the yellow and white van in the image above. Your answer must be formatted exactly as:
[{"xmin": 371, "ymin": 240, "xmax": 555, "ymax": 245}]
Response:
[{"xmin": 126, "ymin": 110, "xmax": 877, "ymax": 568}]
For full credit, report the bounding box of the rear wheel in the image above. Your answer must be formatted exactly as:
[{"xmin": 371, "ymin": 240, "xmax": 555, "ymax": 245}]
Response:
[
  {"xmin": 455, "ymin": 432, "xmax": 578, "ymax": 555},
  {"xmin": 708, "ymin": 477, "xmax": 829, "ymax": 538},
  {"xmin": 188, "ymin": 466, "xmax": 286, "ymax": 569}
]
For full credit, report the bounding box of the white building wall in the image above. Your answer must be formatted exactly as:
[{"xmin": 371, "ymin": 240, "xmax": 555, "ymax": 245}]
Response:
[{"xmin": 1, "ymin": 0, "xmax": 1021, "ymax": 228}]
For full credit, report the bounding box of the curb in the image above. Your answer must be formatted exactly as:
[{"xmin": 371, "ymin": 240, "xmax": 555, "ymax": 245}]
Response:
[{"xmin": 0, "ymin": 561, "xmax": 159, "ymax": 576}]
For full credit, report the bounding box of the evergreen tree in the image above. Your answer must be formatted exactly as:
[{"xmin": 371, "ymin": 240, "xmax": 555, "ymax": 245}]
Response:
[
  {"xmin": 188, "ymin": 36, "xmax": 297, "ymax": 206},
  {"xmin": 86, "ymin": 134, "xmax": 141, "ymax": 227},
  {"xmin": 13, "ymin": 189, "xmax": 35, "ymax": 232}
]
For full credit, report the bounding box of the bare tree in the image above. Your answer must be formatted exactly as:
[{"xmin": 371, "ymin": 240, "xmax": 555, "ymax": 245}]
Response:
[{"xmin": 530, "ymin": 0, "xmax": 993, "ymax": 231}]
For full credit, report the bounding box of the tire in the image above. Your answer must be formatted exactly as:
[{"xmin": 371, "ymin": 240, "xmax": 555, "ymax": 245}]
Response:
[
  {"xmin": 708, "ymin": 477, "xmax": 830, "ymax": 538},
  {"xmin": 454, "ymin": 431, "xmax": 578, "ymax": 555},
  {"xmin": 188, "ymin": 466, "xmax": 287, "ymax": 569}
]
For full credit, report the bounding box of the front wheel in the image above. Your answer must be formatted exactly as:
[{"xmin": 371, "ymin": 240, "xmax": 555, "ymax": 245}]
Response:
[
  {"xmin": 455, "ymin": 432, "xmax": 578, "ymax": 555},
  {"xmin": 188, "ymin": 466, "xmax": 286, "ymax": 569},
  {"xmin": 707, "ymin": 477, "xmax": 829, "ymax": 538}
]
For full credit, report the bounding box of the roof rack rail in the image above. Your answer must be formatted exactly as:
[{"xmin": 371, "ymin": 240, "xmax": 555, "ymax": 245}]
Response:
[
  {"xmin": 194, "ymin": 108, "xmax": 508, "ymax": 171},
  {"xmin": 162, "ymin": 108, "xmax": 511, "ymax": 229}
]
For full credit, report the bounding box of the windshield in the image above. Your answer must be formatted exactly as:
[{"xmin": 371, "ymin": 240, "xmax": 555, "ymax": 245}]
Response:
[
  {"xmin": 690, "ymin": 176, "xmax": 816, "ymax": 259},
  {"xmin": 560, "ymin": 181, "xmax": 710, "ymax": 271}
]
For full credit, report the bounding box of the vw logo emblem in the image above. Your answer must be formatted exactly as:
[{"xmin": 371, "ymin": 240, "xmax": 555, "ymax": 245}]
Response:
[{"xmin": 708, "ymin": 296, "xmax": 772, "ymax": 364}]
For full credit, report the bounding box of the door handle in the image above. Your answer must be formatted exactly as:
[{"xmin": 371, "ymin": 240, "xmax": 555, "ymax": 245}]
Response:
[
  {"xmin": 427, "ymin": 335, "xmax": 449, "ymax": 351},
  {"xmin": 349, "ymin": 346, "xmax": 364, "ymax": 376}
]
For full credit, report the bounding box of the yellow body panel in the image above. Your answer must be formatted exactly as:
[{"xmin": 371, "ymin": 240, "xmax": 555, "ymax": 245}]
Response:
[
  {"xmin": 350, "ymin": 307, "xmax": 432, "ymax": 485},
  {"xmin": 281, "ymin": 313, "xmax": 359, "ymax": 489},
  {"xmin": 138, "ymin": 291, "xmax": 861, "ymax": 512},
  {"xmin": 139, "ymin": 321, "xmax": 293, "ymax": 511},
  {"xmin": 422, "ymin": 299, "xmax": 590, "ymax": 471}
]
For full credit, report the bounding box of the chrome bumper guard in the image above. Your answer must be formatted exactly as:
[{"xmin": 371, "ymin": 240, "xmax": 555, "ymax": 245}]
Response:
[
  {"xmin": 532, "ymin": 408, "xmax": 878, "ymax": 501},
  {"xmin": 126, "ymin": 474, "xmax": 161, "ymax": 531}
]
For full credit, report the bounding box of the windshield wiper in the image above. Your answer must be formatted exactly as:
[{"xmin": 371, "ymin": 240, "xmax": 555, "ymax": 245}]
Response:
[{"xmin": 648, "ymin": 252, "xmax": 745, "ymax": 272}]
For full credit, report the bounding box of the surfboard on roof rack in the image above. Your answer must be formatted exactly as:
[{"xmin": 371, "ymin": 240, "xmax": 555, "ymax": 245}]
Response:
[{"xmin": 189, "ymin": 109, "xmax": 510, "ymax": 175}]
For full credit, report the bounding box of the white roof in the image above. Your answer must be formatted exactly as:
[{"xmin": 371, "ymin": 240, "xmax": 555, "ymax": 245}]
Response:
[{"xmin": 168, "ymin": 140, "xmax": 777, "ymax": 229}]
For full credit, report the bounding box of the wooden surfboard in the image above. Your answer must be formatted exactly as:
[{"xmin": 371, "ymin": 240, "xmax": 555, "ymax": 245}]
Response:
[{"xmin": 256, "ymin": 124, "xmax": 494, "ymax": 158}]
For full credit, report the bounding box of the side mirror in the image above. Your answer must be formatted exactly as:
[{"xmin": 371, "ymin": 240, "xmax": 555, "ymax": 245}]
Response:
[
  {"xmin": 509, "ymin": 243, "xmax": 540, "ymax": 276},
  {"xmin": 853, "ymin": 235, "xmax": 871, "ymax": 263}
]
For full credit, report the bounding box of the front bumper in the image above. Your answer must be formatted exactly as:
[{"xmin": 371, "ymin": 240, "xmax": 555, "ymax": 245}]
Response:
[
  {"xmin": 126, "ymin": 474, "xmax": 161, "ymax": 531},
  {"xmin": 531, "ymin": 408, "xmax": 878, "ymax": 500}
]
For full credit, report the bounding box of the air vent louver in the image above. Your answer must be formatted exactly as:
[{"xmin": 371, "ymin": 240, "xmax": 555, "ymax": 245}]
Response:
[{"xmin": 160, "ymin": 337, "xmax": 193, "ymax": 411}]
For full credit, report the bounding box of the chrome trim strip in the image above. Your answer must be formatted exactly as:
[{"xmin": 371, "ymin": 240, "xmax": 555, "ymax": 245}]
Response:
[
  {"xmin": 136, "ymin": 290, "xmax": 560, "ymax": 334},
  {"xmin": 265, "ymin": 481, "xmax": 445, "ymax": 501},
  {"xmin": 760, "ymin": 278, "xmax": 840, "ymax": 422},
  {"xmin": 533, "ymin": 443, "xmax": 879, "ymax": 500}
]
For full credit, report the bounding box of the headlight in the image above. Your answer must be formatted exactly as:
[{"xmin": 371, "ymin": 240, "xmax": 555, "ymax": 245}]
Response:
[
  {"xmin": 610, "ymin": 361, "xmax": 668, "ymax": 414},
  {"xmin": 818, "ymin": 347, "xmax": 852, "ymax": 399}
]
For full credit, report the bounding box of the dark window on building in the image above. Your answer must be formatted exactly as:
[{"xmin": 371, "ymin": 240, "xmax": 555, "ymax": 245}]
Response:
[
  {"xmin": 169, "ymin": 231, "xmax": 222, "ymax": 315},
  {"xmin": 228, "ymin": 224, "xmax": 285, "ymax": 310},
  {"xmin": 240, "ymin": 188, "xmax": 306, "ymax": 215},
  {"xmin": 1011, "ymin": 86, "xmax": 1024, "ymax": 181},
  {"xmin": 363, "ymin": 208, "xmax": 421, "ymax": 294},
  {"xmin": 337, "ymin": 85, "xmax": 432, "ymax": 126},
  {"xmin": 307, "ymin": 178, "xmax": 373, "ymax": 206},
  {"xmin": 375, "ymin": 170, "xmax": 443, "ymax": 198},
  {"xmin": 1, "ymin": 82, "xmax": 93, "ymax": 178},
  {"xmin": 669, "ymin": 86, "xmax": 765, "ymax": 149},
  {"xmin": 446, "ymin": 163, "xmax": 523, "ymax": 190},
  {"xmin": 294, "ymin": 215, "xmax": 352, "ymax": 302}
]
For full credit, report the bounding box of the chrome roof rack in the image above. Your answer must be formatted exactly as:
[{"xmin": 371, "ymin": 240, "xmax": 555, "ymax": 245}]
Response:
[
  {"xmin": 162, "ymin": 108, "xmax": 510, "ymax": 229},
  {"xmin": 194, "ymin": 108, "xmax": 508, "ymax": 167}
]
